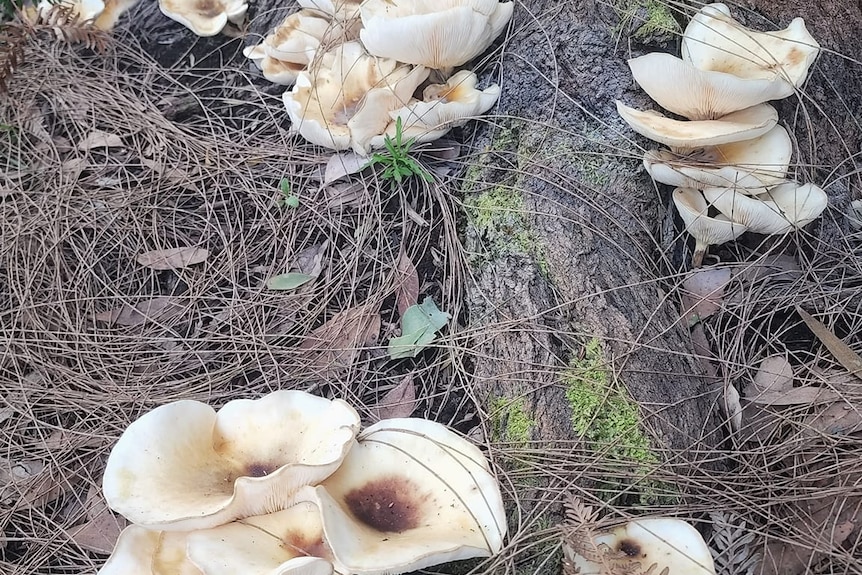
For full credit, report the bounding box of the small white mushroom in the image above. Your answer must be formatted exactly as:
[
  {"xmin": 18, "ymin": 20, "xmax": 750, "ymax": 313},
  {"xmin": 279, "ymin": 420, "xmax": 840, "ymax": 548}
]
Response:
[
  {"xmin": 704, "ymin": 182, "xmax": 828, "ymax": 234},
  {"xmin": 370, "ymin": 69, "xmax": 501, "ymax": 148},
  {"xmin": 359, "ymin": 0, "xmax": 514, "ymax": 70},
  {"xmin": 186, "ymin": 502, "xmax": 334, "ymax": 575},
  {"xmin": 681, "ymin": 3, "xmax": 820, "ymax": 88},
  {"xmin": 283, "ymin": 41, "xmax": 429, "ymax": 154},
  {"xmin": 102, "ymin": 390, "xmax": 361, "ymax": 531},
  {"xmin": 159, "ymin": 0, "xmax": 247, "ymax": 37},
  {"xmin": 564, "ymin": 518, "xmax": 715, "ymax": 575},
  {"xmin": 98, "ymin": 525, "xmax": 201, "ymax": 575},
  {"xmin": 643, "ymin": 125, "xmax": 792, "ymax": 193},
  {"xmin": 243, "ymin": 44, "xmax": 306, "ymax": 85},
  {"xmin": 297, "ymin": 418, "xmax": 507, "ymax": 575},
  {"xmin": 628, "ymin": 53, "xmax": 793, "ymax": 120},
  {"xmin": 617, "ymin": 101, "xmax": 778, "ymax": 149},
  {"xmin": 673, "ymin": 187, "xmax": 747, "ymax": 267}
]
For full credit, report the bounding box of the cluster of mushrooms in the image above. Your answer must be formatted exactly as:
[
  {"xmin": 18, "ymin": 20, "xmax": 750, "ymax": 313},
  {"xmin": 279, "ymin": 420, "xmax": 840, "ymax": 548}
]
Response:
[
  {"xmin": 617, "ymin": 3, "xmax": 827, "ymax": 266},
  {"xmin": 157, "ymin": 0, "xmax": 512, "ymax": 155},
  {"xmin": 97, "ymin": 390, "xmax": 507, "ymax": 575}
]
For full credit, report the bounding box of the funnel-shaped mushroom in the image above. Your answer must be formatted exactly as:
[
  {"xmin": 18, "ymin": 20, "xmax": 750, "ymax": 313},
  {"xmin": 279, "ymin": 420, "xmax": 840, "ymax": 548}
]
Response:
[
  {"xmin": 159, "ymin": 0, "xmax": 247, "ymax": 36},
  {"xmin": 283, "ymin": 41, "xmax": 429, "ymax": 154},
  {"xmin": 644, "ymin": 125, "xmax": 792, "ymax": 193},
  {"xmin": 703, "ymin": 182, "xmax": 828, "ymax": 234},
  {"xmin": 259, "ymin": 10, "xmax": 337, "ymax": 65},
  {"xmin": 628, "ymin": 53, "xmax": 793, "ymax": 120},
  {"xmin": 297, "ymin": 418, "xmax": 507, "ymax": 575},
  {"xmin": 564, "ymin": 518, "xmax": 715, "ymax": 575},
  {"xmin": 617, "ymin": 101, "xmax": 777, "ymax": 149},
  {"xmin": 243, "ymin": 44, "xmax": 306, "ymax": 85},
  {"xmin": 370, "ymin": 70, "xmax": 501, "ymax": 148},
  {"xmin": 681, "ymin": 3, "xmax": 820, "ymax": 88},
  {"xmin": 359, "ymin": 0, "xmax": 514, "ymax": 70},
  {"xmin": 674, "ymin": 187, "xmax": 747, "ymax": 267},
  {"xmin": 187, "ymin": 502, "xmax": 334, "ymax": 575},
  {"xmin": 102, "ymin": 390, "xmax": 361, "ymax": 531},
  {"xmin": 98, "ymin": 525, "xmax": 201, "ymax": 575}
]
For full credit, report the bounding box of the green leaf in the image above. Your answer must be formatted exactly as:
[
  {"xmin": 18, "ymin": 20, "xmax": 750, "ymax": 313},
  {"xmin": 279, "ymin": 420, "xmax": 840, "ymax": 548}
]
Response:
[
  {"xmin": 387, "ymin": 297, "xmax": 451, "ymax": 359},
  {"xmin": 283, "ymin": 195, "xmax": 300, "ymax": 208},
  {"xmin": 266, "ymin": 272, "xmax": 314, "ymax": 290}
]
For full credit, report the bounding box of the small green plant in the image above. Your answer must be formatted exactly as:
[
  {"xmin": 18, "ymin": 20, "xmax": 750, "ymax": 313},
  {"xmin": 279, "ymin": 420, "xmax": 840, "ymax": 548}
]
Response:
[
  {"xmin": 276, "ymin": 178, "xmax": 299, "ymax": 208},
  {"xmin": 365, "ymin": 117, "xmax": 433, "ymax": 188}
]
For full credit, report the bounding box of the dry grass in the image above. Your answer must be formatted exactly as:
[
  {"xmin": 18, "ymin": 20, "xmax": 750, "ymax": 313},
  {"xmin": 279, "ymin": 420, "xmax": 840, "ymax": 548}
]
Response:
[{"xmin": 1, "ymin": 1, "xmax": 862, "ymax": 575}]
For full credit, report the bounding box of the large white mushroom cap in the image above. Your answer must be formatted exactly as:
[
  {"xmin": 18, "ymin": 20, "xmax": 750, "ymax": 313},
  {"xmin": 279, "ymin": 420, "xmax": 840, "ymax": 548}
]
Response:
[
  {"xmin": 259, "ymin": 10, "xmax": 337, "ymax": 65},
  {"xmin": 564, "ymin": 518, "xmax": 715, "ymax": 575},
  {"xmin": 681, "ymin": 3, "xmax": 820, "ymax": 88},
  {"xmin": 297, "ymin": 418, "xmax": 507, "ymax": 575},
  {"xmin": 102, "ymin": 390, "xmax": 361, "ymax": 531},
  {"xmin": 370, "ymin": 70, "xmax": 501, "ymax": 148},
  {"xmin": 283, "ymin": 41, "xmax": 429, "ymax": 155},
  {"xmin": 159, "ymin": 0, "xmax": 247, "ymax": 37},
  {"xmin": 98, "ymin": 525, "xmax": 201, "ymax": 575},
  {"xmin": 359, "ymin": 0, "xmax": 513, "ymax": 70},
  {"xmin": 628, "ymin": 53, "xmax": 793, "ymax": 120},
  {"xmin": 703, "ymin": 181, "xmax": 828, "ymax": 234},
  {"xmin": 644, "ymin": 125, "xmax": 792, "ymax": 193}
]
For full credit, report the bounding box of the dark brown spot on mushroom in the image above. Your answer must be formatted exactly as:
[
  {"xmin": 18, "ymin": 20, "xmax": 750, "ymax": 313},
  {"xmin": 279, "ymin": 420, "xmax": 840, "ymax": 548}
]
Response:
[
  {"xmin": 344, "ymin": 476, "xmax": 425, "ymax": 533},
  {"xmin": 283, "ymin": 531, "xmax": 332, "ymax": 561},
  {"xmin": 194, "ymin": 0, "xmax": 224, "ymax": 18},
  {"xmin": 617, "ymin": 538, "xmax": 643, "ymax": 558},
  {"xmin": 244, "ymin": 462, "xmax": 274, "ymax": 477}
]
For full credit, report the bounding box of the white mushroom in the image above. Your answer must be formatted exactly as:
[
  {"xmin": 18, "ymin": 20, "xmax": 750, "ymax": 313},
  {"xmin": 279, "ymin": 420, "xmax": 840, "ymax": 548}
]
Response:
[
  {"xmin": 297, "ymin": 418, "xmax": 507, "ymax": 575},
  {"xmin": 681, "ymin": 3, "xmax": 820, "ymax": 88},
  {"xmin": 643, "ymin": 125, "xmax": 792, "ymax": 193},
  {"xmin": 564, "ymin": 518, "xmax": 715, "ymax": 575},
  {"xmin": 159, "ymin": 0, "xmax": 247, "ymax": 37},
  {"xmin": 359, "ymin": 0, "xmax": 514, "ymax": 70},
  {"xmin": 259, "ymin": 10, "xmax": 336, "ymax": 65},
  {"xmin": 617, "ymin": 101, "xmax": 777, "ymax": 149},
  {"xmin": 297, "ymin": 0, "xmax": 361, "ymax": 21},
  {"xmin": 628, "ymin": 53, "xmax": 793, "ymax": 120},
  {"xmin": 37, "ymin": 0, "xmax": 105, "ymax": 23},
  {"xmin": 673, "ymin": 187, "xmax": 747, "ymax": 267},
  {"xmin": 98, "ymin": 525, "xmax": 201, "ymax": 575},
  {"xmin": 283, "ymin": 41, "xmax": 429, "ymax": 155},
  {"xmin": 370, "ymin": 70, "xmax": 501, "ymax": 148},
  {"xmin": 186, "ymin": 502, "xmax": 334, "ymax": 575},
  {"xmin": 704, "ymin": 182, "xmax": 828, "ymax": 234},
  {"xmin": 102, "ymin": 390, "xmax": 361, "ymax": 531},
  {"xmin": 243, "ymin": 44, "xmax": 306, "ymax": 85}
]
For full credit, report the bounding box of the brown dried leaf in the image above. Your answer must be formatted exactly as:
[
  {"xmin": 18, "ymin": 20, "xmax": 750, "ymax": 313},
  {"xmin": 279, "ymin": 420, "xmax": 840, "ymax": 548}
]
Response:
[
  {"xmin": 680, "ymin": 267, "xmax": 732, "ymax": 324},
  {"xmin": 293, "ymin": 241, "xmax": 329, "ymax": 277},
  {"xmin": 797, "ymin": 306, "xmax": 862, "ymax": 382},
  {"xmin": 297, "ymin": 304, "xmax": 381, "ymax": 376},
  {"xmin": 738, "ymin": 400, "xmax": 783, "ymax": 444},
  {"xmin": 95, "ymin": 296, "xmax": 185, "ymax": 326},
  {"xmin": 137, "ymin": 247, "xmax": 209, "ymax": 270},
  {"xmin": 0, "ymin": 458, "xmax": 65, "ymax": 510},
  {"xmin": 71, "ymin": 483, "xmax": 127, "ymax": 554},
  {"xmin": 325, "ymin": 181, "xmax": 368, "ymax": 209},
  {"xmin": 394, "ymin": 249, "xmax": 420, "ymax": 317},
  {"xmin": 746, "ymin": 355, "xmax": 794, "ymax": 397},
  {"xmin": 323, "ymin": 151, "xmax": 367, "ymax": 185},
  {"xmin": 801, "ymin": 402, "xmax": 862, "ymax": 437},
  {"xmin": 750, "ymin": 386, "xmax": 840, "ymax": 406},
  {"xmin": 77, "ymin": 130, "xmax": 123, "ymax": 150},
  {"xmin": 369, "ymin": 374, "xmax": 416, "ymax": 421},
  {"xmin": 762, "ymin": 520, "xmax": 855, "ymax": 575}
]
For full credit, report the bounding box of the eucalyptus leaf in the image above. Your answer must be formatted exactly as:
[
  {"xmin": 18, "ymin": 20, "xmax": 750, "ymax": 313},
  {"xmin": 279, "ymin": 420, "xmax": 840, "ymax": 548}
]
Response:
[
  {"xmin": 266, "ymin": 273, "xmax": 314, "ymax": 290},
  {"xmin": 388, "ymin": 297, "xmax": 450, "ymax": 359}
]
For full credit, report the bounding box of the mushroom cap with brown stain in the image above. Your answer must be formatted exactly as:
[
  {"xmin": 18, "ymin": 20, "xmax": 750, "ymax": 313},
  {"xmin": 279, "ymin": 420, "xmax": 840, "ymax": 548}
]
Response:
[
  {"xmin": 243, "ymin": 44, "xmax": 306, "ymax": 85},
  {"xmin": 102, "ymin": 390, "xmax": 361, "ymax": 531},
  {"xmin": 159, "ymin": 0, "xmax": 247, "ymax": 37},
  {"xmin": 681, "ymin": 3, "xmax": 820, "ymax": 88},
  {"xmin": 298, "ymin": 418, "xmax": 507, "ymax": 575},
  {"xmin": 97, "ymin": 525, "xmax": 201, "ymax": 575}
]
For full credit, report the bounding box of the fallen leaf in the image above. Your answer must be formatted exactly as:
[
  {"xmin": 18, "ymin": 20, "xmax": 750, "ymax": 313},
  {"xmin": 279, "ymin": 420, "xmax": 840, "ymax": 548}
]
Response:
[
  {"xmin": 292, "ymin": 241, "xmax": 329, "ymax": 277},
  {"xmin": 748, "ymin": 355, "xmax": 794, "ymax": 396},
  {"xmin": 422, "ymin": 139, "xmax": 461, "ymax": 162},
  {"xmin": 394, "ymin": 249, "xmax": 420, "ymax": 317},
  {"xmin": 298, "ymin": 304, "xmax": 381, "ymax": 376},
  {"xmin": 369, "ymin": 374, "xmax": 417, "ymax": 421},
  {"xmin": 77, "ymin": 130, "xmax": 123, "ymax": 150},
  {"xmin": 750, "ymin": 386, "xmax": 840, "ymax": 406},
  {"xmin": 797, "ymin": 306, "xmax": 862, "ymax": 382},
  {"xmin": 388, "ymin": 297, "xmax": 450, "ymax": 360},
  {"xmin": 267, "ymin": 273, "xmax": 314, "ymax": 290},
  {"xmin": 323, "ymin": 151, "xmax": 368, "ymax": 185},
  {"xmin": 737, "ymin": 400, "xmax": 783, "ymax": 444},
  {"xmin": 70, "ymin": 483, "xmax": 127, "ymax": 554},
  {"xmin": 801, "ymin": 402, "xmax": 862, "ymax": 437},
  {"xmin": 680, "ymin": 267, "xmax": 732, "ymax": 325},
  {"xmin": 325, "ymin": 181, "xmax": 368, "ymax": 209},
  {"xmin": 723, "ymin": 382, "xmax": 742, "ymax": 433},
  {"xmin": 0, "ymin": 458, "xmax": 65, "ymax": 510},
  {"xmin": 137, "ymin": 247, "xmax": 209, "ymax": 270},
  {"xmin": 95, "ymin": 297, "xmax": 185, "ymax": 326}
]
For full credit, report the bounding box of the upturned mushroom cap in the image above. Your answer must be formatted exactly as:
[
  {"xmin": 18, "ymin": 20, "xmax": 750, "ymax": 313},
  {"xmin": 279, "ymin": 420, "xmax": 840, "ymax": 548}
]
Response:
[
  {"xmin": 187, "ymin": 502, "xmax": 334, "ymax": 575},
  {"xmin": 643, "ymin": 125, "xmax": 792, "ymax": 193},
  {"xmin": 628, "ymin": 53, "xmax": 793, "ymax": 120},
  {"xmin": 102, "ymin": 390, "xmax": 361, "ymax": 531},
  {"xmin": 369, "ymin": 70, "xmax": 501, "ymax": 148},
  {"xmin": 681, "ymin": 3, "xmax": 820, "ymax": 88},
  {"xmin": 283, "ymin": 41, "xmax": 429, "ymax": 155},
  {"xmin": 359, "ymin": 0, "xmax": 514, "ymax": 70},
  {"xmin": 159, "ymin": 0, "xmax": 247, "ymax": 37},
  {"xmin": 297, "ymin": 418, "xmax": 507, "ymax": 575},
  {"xmin": 98, "ymin": 525, "xmax": 201, "ymax": 575},
  {"xmin": 673, "ymin": 187, "xmax": 747, "ymax": 267},
  {"xmin": 617, "ymin": 101, "xmax": 777, "ymax": 149},
  {"xmin": 565, "ymin": 518, "xmax": 715, "ymax": 575},
  {"xmin": 704, "ymin": 182, "xmax": 828, "ymax": 234},
  {"xmin": 260, "ymin": 10, "xmax": 333, "ymax": 65},
  {"xmin": 243, "ymin": 44, "xmax": 305, "ymax": 85}
]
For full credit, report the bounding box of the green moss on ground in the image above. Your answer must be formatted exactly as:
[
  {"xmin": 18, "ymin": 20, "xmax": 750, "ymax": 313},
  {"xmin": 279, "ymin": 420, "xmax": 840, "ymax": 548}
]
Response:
[
  {"xmin": 489, "ymin": 396, "xmax": 535, "ymax": 446},
  {"xmin": 614, "ymin": 0, "xmax": 681, "ymax": 40}
]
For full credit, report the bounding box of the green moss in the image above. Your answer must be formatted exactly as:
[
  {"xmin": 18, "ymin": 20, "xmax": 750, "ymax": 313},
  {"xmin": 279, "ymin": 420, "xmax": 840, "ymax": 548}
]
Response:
[
  {"xmin": 613, "ymin": 0, "xmax": 680, "ymax": 40},
  {"xmin": 563, "ymin": 338, "xmax": 671, "ymax": 504},
  {"xmin": 489, "ymin": 396, "xmax": 535, "ymax": 446}
]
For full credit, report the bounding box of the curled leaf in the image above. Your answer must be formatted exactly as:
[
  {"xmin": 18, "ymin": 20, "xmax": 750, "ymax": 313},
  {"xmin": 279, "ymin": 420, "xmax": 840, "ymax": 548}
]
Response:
[{"xmin": 388, "ymin": 297, "xmax": 450, "ymax": 360}]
